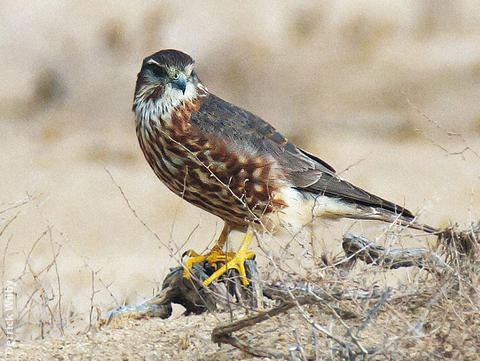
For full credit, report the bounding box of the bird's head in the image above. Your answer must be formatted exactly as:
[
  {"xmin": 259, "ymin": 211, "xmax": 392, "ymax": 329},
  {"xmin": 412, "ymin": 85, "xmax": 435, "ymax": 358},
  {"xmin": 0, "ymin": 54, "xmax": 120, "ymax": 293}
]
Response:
[{"xmin": 133, "ymin": 49, "xmax": 204, "ymax": 119}]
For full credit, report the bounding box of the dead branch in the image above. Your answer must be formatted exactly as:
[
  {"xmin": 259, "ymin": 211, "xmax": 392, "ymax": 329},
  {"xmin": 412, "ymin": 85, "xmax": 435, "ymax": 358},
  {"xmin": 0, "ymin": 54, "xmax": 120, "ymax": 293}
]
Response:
[
  {"xmin": 48, "ymin": 226, "xmax": 64, "ymax": 335},
  {"xmin": 211, "ymin": 279, "xmax": 388, "ymax": 359},
  {"xmin": 356, "ymin": 287, "xmax": 391, "ymax": 336},
  {"xmin": 0, "ymin": 195, "xmax": 34, "ymax": 215},
  {"xmin": 104, "ymin": 166, "xmax": 174, "ymax": 254},
  {"xmin": 104, "ymin": 259, "xmax": 263, "ymax": 324},
  {"xmin": 342, "ymin": 233, "xmax": 449, "ymax": 274},
  {"xmin": 87, "ymin": 270, "xmax": 100, "ymax": 333},
  {"xmin": 105, "ymin": 264, "xmax": 220, "ymax": 323},
  {"xmin": 405, "ymin": 95, "xmax": 480, "ymax": 161},
  {"xmin": 263, "ymin": 282, "xmax": 381, "ymax": 303},
  {"xmin": 212, "ymin": 301, "xmax": 294, "ymax": 359},
  {"xmin": 211, "ymin": 283, "xmax": 385, "ymax": 359}
]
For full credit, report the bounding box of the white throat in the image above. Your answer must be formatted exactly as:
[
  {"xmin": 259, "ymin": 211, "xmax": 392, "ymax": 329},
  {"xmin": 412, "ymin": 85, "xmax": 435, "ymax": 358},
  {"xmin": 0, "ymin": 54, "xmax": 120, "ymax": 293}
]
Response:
[{"xmin": 134, "ymin": 82, "xmax": 206, "ymax": 125}]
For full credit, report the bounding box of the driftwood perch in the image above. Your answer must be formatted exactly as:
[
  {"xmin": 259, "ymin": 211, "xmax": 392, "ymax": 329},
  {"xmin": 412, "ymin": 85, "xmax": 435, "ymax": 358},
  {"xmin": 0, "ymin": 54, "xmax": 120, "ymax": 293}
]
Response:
[
  {"xmin": 342, "ymin": 233, "xmax": 449, "ymax": 274},
  {"xmin": 105, "ymin": 259, "xmax": 262, "ymax": 322},
  {"xmin": 104, "ymin": 231, "xmax": 463, "ymax": 326},
  {"xmin": 105, "ymin": 232, "xmax": 453, "ymax": 323},
  {"xmin": 103, "ymin": 228, "xmax": 478, "ymax": 358},
  {"xmin": 105, "ymin": 264, "xmax": 213, "ymax": 322}
]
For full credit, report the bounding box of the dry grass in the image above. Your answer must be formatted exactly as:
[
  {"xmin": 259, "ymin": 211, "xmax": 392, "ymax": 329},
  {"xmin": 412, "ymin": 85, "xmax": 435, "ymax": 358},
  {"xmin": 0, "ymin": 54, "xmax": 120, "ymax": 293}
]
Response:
[
  {"xmin": 2, "ymin": 1, "xmax": 480, "ymax": 360},
  {"xmin": 3, "ymin": 214, "xmax": 479, "ymax": 360}
]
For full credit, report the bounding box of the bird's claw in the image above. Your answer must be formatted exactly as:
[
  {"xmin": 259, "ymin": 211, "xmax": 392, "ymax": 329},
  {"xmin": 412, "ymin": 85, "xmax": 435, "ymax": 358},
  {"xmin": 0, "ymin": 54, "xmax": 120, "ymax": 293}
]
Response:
[
  {"xmin": 183, "ymin": 231, "xmax": 256, "ymax": 287},
  {"xmin": 183, "ymin": 246, "xmax": 235, "ymax": 280},
  {"xmin": 202, "ymin": 248, "xmax": 255, "ymax": 287}
]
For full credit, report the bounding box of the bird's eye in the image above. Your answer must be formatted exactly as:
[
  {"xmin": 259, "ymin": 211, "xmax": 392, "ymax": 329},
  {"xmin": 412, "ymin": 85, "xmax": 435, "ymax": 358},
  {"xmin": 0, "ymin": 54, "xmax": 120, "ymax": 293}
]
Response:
[{"xmin": 148, "ymin": 65, "xmax": 167, "ymax": 78}]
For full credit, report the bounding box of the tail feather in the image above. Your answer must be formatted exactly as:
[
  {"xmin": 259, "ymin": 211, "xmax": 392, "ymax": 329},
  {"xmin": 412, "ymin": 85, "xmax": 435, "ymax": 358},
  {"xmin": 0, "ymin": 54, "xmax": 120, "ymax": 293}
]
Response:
[
  {"xmin": 345, "ymin": 203, "xmax": 438, "ymax": 234},
  {"xmin": 301, "ymin": 174, "xmax": 416, "ymax": 219},
  {"xmin": 276, "ymin": 187, "xmax": 438, "ymax": 235},
  {"xmin": 299, "ymin": 174, "xmax": 438, "ymax": 234}
]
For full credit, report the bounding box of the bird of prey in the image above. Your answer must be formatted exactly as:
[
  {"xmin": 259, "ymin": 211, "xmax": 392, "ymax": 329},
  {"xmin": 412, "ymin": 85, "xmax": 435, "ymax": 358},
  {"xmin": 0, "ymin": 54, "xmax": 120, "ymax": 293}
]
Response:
[{"xmin": 133, "ymin": 49, "xmax": 436, "ymax": 286}]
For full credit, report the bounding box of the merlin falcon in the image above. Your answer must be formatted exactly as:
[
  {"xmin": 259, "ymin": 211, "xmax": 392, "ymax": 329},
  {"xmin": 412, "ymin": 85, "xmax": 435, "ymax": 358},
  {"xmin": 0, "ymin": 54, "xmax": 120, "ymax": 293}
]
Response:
[{"xmin": 133, "ymin": 49, "xmax": 436, "ymax": 286}]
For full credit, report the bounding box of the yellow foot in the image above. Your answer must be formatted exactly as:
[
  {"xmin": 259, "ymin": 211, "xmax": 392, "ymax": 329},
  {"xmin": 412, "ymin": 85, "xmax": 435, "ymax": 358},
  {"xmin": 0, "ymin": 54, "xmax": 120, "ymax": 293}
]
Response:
[
  {"xmin": 183, "ymin": 247, "xmax": 235, "ymax": 278},
  {"xmin": 183, "ymin": 231, "xmax": 255, "ymax": 287}
]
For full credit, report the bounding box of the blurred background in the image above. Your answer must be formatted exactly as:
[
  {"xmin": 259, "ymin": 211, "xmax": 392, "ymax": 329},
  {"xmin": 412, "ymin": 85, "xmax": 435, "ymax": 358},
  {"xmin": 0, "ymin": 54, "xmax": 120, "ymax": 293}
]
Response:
[{"xmin": 1, "ymin": 0, "xmax": 480, "ymax": 340}]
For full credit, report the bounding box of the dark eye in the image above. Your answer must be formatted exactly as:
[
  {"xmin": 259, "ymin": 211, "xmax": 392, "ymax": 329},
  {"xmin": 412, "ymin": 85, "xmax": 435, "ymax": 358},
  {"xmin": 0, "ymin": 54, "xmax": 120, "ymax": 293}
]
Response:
[{"xmin": 147, "ymin": 64, "xmax": 167, "ymax": 78}]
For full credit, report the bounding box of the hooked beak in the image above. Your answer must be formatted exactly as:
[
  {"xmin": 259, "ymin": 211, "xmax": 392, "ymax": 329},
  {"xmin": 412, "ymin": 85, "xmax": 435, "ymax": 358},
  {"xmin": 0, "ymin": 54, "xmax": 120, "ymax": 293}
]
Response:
[{"xmin": 170, "ymin": 73, "xmax": 187, "ymax": 94}]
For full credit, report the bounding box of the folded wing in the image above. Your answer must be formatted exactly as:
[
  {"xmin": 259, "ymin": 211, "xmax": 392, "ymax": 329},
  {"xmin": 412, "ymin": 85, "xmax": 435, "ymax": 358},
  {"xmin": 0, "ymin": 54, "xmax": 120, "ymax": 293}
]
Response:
[{"xmin": 189, "ymin": 93, "xmax": 414, "ymax": 219}]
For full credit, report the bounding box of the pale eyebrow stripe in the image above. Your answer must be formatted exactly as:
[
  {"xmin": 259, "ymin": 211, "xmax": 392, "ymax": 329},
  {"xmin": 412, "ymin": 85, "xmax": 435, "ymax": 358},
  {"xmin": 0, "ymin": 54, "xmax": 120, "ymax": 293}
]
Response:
[{"xmin": 146, "ymin": 59, "xmax": 161, "ymax": 66}]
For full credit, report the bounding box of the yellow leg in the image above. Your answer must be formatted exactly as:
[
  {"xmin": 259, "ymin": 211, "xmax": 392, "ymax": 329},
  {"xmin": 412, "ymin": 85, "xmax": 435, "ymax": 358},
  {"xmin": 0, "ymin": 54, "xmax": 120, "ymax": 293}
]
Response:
[
  {"xmin": 183, "ymin": 223, "xmax": 232, "ymax": 279},
  {"xmin": 203, "ymin": 230, "xmax": 255, "ymax": 287}
]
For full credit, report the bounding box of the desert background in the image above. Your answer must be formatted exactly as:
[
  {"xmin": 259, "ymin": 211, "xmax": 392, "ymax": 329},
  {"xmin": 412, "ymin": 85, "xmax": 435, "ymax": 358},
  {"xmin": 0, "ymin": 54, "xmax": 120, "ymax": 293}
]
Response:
[{"xmin": 1, "ymin": 1, "xmax": 480, "ymax": 360}]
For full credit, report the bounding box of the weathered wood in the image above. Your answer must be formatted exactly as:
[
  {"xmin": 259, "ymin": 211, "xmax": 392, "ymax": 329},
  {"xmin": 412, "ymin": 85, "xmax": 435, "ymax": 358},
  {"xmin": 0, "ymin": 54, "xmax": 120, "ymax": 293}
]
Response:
[
  {"xmin": 105, "ymin": 230, "xmax": 464, "ymax": 324},
  {"xmin": 342, "ymin": 233, "xmax": 449, "ymax": 274},
  {"xmin": 103, "ymin": 228, "xmax": 478, "ymax": 359},
  {"xmin": 106, "ymin": 232, "xmax": 452, "ymax": 322},
  {"xmin": 105, "ymin": 260, "xmax": 262, "ymax": 322}
]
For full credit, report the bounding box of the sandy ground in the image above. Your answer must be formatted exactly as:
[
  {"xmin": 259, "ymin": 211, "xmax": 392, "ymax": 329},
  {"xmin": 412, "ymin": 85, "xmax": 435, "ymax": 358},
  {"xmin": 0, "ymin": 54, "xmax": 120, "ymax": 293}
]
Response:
[{"xmin": 1, "ymin": 1, "xmax": 480, "ymax": 359}]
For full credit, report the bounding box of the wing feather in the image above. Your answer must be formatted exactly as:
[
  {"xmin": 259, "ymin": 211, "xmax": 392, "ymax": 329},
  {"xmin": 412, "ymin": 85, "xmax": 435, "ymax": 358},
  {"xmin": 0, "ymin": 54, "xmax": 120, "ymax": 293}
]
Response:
[{"xmin": 189, "ymin": 94, "xmax": 413, "ymax": 218}]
